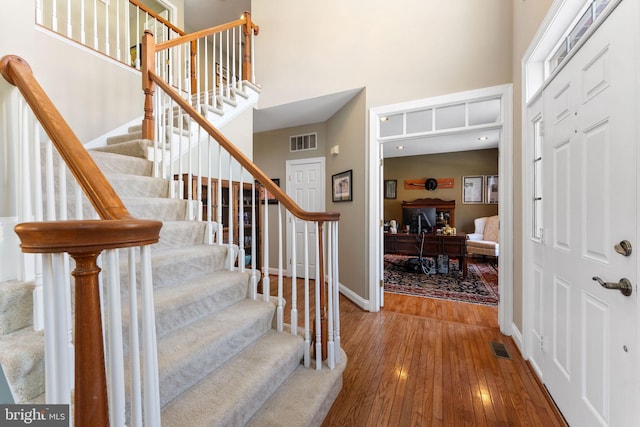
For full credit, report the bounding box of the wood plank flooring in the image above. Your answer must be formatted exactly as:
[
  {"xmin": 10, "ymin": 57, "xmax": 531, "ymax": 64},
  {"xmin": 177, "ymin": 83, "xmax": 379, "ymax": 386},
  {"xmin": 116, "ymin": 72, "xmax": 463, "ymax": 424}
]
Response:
[{"xmin": 319, "ymin": 292, "xmax": 567, "ymax": 426}]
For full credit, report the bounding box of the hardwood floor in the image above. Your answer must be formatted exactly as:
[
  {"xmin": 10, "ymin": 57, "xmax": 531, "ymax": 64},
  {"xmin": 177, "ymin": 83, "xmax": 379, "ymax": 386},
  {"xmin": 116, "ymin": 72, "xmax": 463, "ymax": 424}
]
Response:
[{"xmin": 320, "ymin": 293, "xmax": 567, "ymax": 426}]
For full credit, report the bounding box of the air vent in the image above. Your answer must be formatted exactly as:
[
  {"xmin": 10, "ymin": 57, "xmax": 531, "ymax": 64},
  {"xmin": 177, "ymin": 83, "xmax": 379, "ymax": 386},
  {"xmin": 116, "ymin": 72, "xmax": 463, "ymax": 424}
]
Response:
[
  {"xmin": 490, "ymin": 341, "xmax": 512, "ymax": 360},
  {"xmin": 290, "ymin": 133, "xmax": 317, "ymax": 152}
]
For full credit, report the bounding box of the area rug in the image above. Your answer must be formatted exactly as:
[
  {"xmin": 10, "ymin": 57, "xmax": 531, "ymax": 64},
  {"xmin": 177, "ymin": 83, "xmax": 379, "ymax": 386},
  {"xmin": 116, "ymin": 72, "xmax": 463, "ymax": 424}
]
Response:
[{"xmin": 384, "ymin": 254, "xmax": 499, "ymax": 305}]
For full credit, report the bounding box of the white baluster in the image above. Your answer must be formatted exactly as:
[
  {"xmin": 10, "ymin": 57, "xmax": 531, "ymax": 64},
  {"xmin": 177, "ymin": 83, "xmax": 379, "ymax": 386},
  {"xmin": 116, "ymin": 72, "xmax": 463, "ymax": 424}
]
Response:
[
  {"xmin": 303, "ymin": 222, "xmax": 310, "ymax": 367},
  {"xmin": 291, "ymin": 214, "xmax": 298, "ymax": 337},
  {"xmin": 239, "ymin": 169, "xmax": 246, "ymax": 273},
  {"xmin": 51, "ymin": 0, "xmax": 58, "ymax": 32},
  {"xmin": 314, "ymin": 222, "xmax": 321, "ymax": 370},
  {"xmin": 225, "ymin": 29, "xmax": 230, "ymax": 98},
  {"xmin": 36, "ymin": 0, "xmax": 43, "ymax": 25},
  {"xmin": 218, "ymin": 33, "xmax": 223, "ymax": 99},
  {"xmin": 128, "ymin": 248, "xmax": 143, "ymax": 427},
  {"xmin": 216, "ymin": 145, "xmax": 223, "ymax": 245},
  {"xmin": 140, "ymin": 245, "xmax": 161, "ymax": 426},
  {"xmin": 262, "ymin": 184, "xmax": 270, "ymax": 301},
  {"xmin": 251, "ymin": 31, "xmax": 256, "ymax": 82},
  {"xmin": 115, "ymin": 0, "xmax": 121, "ymax": 61},
  {"xmin": 238, "ymin": 26, "xmax": 243, "ymax": 83},
  {"xmin": 277, "ymin": 203, "xmax": 283, "ymax": 332},
  {"xmin": 326, "ymin": 222, "xmax": 335, "ymax": 369},
  {"xmin": 65, "ymin": 0, "xmax": 72, "ymax": 38},
  {"xmin": 105, "ymin": 249, "xmax": 126, "ymax": 426},
  {"xmin": 93, "ymin": 0, "xmax": 99, "ymax": 50},
  {"xmin": 332, "ymin": 222, "xmax": 341, "ymax": 362},
  {"xmin": 32, "ymin": 120, "xmax": 44, "ymax": 331},
  {"xmin": 250, "ymin": 181, "xmax": 258, "ymax": 298},
  {"xmin": 232, "ymin": 27, "xmax": 237, "ymax": 92},
  {"xmin": 228, "ymin": 161, "xmax": 234, "ymax": 271},
  {"xmin": 104, "ymin": 0, "xmax": 110, "ymax": 55},
  {"xmin": 42, "ymin": 254, "xmax": 59, "ymax": 402}
]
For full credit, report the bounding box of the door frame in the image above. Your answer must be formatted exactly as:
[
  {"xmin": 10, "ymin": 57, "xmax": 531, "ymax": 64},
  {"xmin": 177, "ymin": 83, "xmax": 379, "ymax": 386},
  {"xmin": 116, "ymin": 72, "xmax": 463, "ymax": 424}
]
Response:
[
  {"xmin": 285, "ymin": 156, "xmax": 326, "ymax": 277},
  {"xmin": 367, "ymin": 84, "xmax": 514, "ymax": 336}
]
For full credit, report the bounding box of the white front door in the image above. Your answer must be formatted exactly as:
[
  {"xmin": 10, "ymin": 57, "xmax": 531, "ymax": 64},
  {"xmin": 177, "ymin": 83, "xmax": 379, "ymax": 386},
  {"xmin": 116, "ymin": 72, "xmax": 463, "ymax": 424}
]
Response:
[
  {"xmin": 286, "ymin": 158, "xmax": 326, "ymax": 279},
  {"xmin": 540, "ymin": 1, "xmax": 639, "ymax": 425}
]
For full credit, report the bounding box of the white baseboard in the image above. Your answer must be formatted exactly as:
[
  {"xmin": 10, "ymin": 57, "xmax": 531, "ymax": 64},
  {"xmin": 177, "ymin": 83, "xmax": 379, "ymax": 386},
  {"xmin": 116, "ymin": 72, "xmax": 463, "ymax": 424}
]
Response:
[
  {"xmin": 511, "ymin": 322, "xmax": 524, "ymax": 356},
  {"xmin": 338, "ymin": 283, "xmax": 369, "ymax": 311}
]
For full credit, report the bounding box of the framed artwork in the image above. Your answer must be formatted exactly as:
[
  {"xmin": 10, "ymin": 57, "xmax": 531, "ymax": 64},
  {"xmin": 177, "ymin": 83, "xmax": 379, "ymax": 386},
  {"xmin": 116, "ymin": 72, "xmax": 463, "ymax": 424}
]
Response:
[
  {"xmin": 485, "ymin": 175, "xmax": 499, "ymax": 204},
  {"xmin": 384, "ymin": 180, "xmax": 397, "ymax": 199},
  {"xmin": 259, "ymin": 178, "xmax": 280, "ymax": 204},
  {"xmin": 462, "ymin": 175, "xmax": 484, "ymax": 204},
  {"xmin": 332, "ymin": 170, "xmax": 353, "ymax": 202}
]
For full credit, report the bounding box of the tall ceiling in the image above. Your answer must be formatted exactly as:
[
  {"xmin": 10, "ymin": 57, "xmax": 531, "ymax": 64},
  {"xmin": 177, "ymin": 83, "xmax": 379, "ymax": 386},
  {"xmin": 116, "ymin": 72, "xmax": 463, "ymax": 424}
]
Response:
[{"xmin": 181, "ymin": 0, "xmax": 500, "ymax": 157}]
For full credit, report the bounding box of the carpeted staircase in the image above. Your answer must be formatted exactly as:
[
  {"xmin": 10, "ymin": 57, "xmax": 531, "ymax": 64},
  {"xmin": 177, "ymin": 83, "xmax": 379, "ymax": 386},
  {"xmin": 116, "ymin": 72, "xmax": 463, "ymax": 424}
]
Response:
[{"xmin": 0, "ymin": 125, "xmax": 346, "ymax": 426}]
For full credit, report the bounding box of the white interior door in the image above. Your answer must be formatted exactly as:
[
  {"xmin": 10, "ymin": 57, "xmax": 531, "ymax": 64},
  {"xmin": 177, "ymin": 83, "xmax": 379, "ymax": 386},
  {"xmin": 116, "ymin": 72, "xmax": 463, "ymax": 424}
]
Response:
[
  {"xmin": 540, "ymin": 2, "xmax": 639, "ymax": 425},
  {"xmin": 286, "ymin": 158, "xmax": 326, "ymax": 279}
]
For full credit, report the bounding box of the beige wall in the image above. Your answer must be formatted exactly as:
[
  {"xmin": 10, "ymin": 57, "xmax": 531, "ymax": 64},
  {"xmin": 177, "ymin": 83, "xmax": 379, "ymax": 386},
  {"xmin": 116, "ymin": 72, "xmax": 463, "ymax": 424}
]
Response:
[
  {"xmin": 384, "ymin": 149, "xmax": 499, "ymax": 234},
  {"xmin": 252, "ymin": 0, "xmax": 514, "ymax": 302},
  {"xmin": 512, "ymin": 0, "xmax": 554, "ymax": 331}
]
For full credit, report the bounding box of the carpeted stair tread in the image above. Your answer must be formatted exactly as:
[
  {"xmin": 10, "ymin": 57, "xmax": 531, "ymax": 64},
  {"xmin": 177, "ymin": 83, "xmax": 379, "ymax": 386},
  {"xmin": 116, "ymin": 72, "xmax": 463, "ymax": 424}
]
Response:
[
  {"xmin": 161, "ymin": 330, "xmax": 304, "ymax": 427},
  {"xmin": 90, "ymin": 150, "xmax": 152, "ymax": 177},
  {"xmin": 155, "ymin": 220, "xmax": 208, "ymax": 249},
  {"xmin": 0, "ymin": 327, "xmax": 44, "ymax": 403},
  {"xmin": 151, "ymin": 270, "xmax": 251, "ymax": 339},
  {"xmin": 0, "ymin": 281, "xmax": 35, "ymax": 335},
  {"xmin": 92, "ymin": 139, "xmax": 153, "ymax": 159},
  {"xmin": 127, "ymin": 244, "xmax": 229, "ymax": 288},
  {"xmin": 105, "ymin": 173, "xmax": 170, "ymax": 198},
  {"xmin": 107, "ymin": 130, "xmax": 143, "ymax": 145},
  {"xmin": 157, "ymin": 298, "xmax": 276, "ymax": 406},
  {"xmin": 247, "ymin": 349, "xmax": 348, "ymax": 427},
  {"xmin": 121, "ymin": 196, "xmax": 187, "ymax": 221}
]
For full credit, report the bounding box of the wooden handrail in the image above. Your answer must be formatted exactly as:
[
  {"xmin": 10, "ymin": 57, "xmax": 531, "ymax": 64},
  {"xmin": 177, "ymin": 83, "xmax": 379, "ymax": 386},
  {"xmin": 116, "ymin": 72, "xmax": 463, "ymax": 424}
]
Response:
[
  {"xmin": 2, "ymin": 54, "xmax": 163, "ymax": 424},
  {"xmin": 142, "ymin": 63, "xmax": 340, "ymax": 223},
  {"xmin": 0, "ymin": 55, "xmax": 132, "ymax": 221},
  {"xmin": 154, "ymin": 14, "xmax": 256, "ymax": 52}
]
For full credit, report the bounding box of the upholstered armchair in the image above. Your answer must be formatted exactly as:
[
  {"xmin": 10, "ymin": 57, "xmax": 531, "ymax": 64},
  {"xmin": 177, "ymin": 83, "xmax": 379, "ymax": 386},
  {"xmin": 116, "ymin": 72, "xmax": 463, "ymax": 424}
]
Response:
[{"xmin": 467, "ymin": 215, "xmax": 499, "ymax": 260}]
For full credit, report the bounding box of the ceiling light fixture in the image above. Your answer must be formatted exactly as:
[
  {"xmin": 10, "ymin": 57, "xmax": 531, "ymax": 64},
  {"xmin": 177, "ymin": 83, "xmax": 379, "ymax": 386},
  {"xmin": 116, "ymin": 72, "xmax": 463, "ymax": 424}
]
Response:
[
  {"xmin": 478, "ymin": 136, "xmax": 489, "ymax": 141},
  {"xmin": 380, "ymin": 117, "xmax": 389, "ymax": 122},
  {"xmin": 396, "ymin": 145, "xmax": 405, "ymax": 150}
]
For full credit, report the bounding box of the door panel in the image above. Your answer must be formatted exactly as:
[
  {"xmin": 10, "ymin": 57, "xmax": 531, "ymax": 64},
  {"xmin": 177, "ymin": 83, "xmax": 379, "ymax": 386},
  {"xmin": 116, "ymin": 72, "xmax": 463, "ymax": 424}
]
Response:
[{"xmin": 540, "ymin": 1, "xmax": 639, "ymax": 426}]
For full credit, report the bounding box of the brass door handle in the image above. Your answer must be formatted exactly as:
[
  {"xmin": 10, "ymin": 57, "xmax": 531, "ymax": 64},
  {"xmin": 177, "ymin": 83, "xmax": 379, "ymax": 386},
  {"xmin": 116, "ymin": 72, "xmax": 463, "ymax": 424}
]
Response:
[{"xmin": 592, "ymin": 276, "xmax": 633, "ymax": 297}]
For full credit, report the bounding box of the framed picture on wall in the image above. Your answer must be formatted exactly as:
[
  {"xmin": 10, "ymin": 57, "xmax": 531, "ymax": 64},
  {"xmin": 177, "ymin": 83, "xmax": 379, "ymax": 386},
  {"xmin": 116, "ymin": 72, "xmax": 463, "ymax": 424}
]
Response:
[
  {"xmin": 462, "ymin": 175, "xmax": 484, "ymax": 204},
  {"xmin": 384, "ymin": 180, "xmax": 397, "ymax": 199},
  {"xmin": 332, "ymin": 170, "xmax": 353, "ymax": 202},
  {"xmin": 485, "ymin": 175, "xmax": 498, "ymax": 204}
]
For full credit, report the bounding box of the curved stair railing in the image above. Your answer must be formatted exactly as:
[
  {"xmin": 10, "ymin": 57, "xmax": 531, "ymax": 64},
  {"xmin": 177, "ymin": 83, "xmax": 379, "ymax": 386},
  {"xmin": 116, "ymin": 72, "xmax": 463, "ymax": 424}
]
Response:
[
  {"xmin": 1, "ymin": 55, "xmax": 163, "ymax": 426},
  {"xmin": 141, "ymin": 25, "xmax": 343, "ymax": 369}
]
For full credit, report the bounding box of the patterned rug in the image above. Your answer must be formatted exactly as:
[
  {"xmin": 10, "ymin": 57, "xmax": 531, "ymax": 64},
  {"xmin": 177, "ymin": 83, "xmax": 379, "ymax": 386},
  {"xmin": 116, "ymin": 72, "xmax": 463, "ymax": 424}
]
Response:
[{"xmin": 384, "ymin": 254, "xmax": 499, "ymax": 305}]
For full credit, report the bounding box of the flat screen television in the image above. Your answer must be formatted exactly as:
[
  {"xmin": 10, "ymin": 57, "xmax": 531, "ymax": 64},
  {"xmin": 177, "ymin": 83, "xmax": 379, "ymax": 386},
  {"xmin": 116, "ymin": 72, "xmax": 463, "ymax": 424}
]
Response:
[{"xmin": 402, "ymin": 207, "xmax": 437, "ymax": 234}]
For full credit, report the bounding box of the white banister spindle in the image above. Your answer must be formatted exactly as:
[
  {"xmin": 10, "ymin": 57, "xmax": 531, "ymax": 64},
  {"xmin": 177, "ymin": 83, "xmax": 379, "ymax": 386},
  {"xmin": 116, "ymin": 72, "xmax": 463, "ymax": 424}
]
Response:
[
  {"xmin": 216, "ymin": 145, "xmax": 223, "ymax": 245},
  {"xmin": 326, "ymin": 223, "xmax": 335, "ymax": 369},
  {"xmin": 291, "ymin": 217, "xmax": 298, "ymax": 337},
  {"xmin": 225, "ymin": 29, "xmax": 231, "ymax": 98},
  {"xmin": 93, "ymin": 0, "xmax": 99, "ymax": 50},
  {"xmin": 239, "ymin": 170, "xmax": 246, "ymax": 272},
  {"xmin": 52, "ymin": 253, "xmax": 71, "ymax": 403},
  {"xmin": 218, "ymin": 34, "xmax": 223, "ymax": 99},
  {"xmin": 141, "ymin": 245, "xmax": 161, "ymax": 426},
  {"xmin": 227, "ymin": 163, "xmax": 234, "ymax": 270},
  {"xmin": 250, "ymin": 181, "xmax": 258, "ymax": 298},
  {"xmin": 251, "ymin": 31, "xmax": 256, "ymax": 82},
  {"xmin": 51, "ymin": 0, "xmax": 58, "ymax": 32},
  {"xmin": 232, "ymin": 27, "xmax": 237, "ymax": 91},
  {"xmin": 104, "ymin": 0, "xmax": 110, "ymax": 55},
  {"xmin": 303, "ymin": 222, "xmax": 310, "ymax": 367},
  {"xmin": 206, "ymin": 137, "xmax": 214, "ymax": 243},
  {"xmin": 115, "ymin": 0, "xmax": 121, "ymax": 61},
  {"xmin": 332, "ymin": 222, "xmax": 341, "ymax": 362},
  {"xmin": 65, "ymin": 0, "xmax": 72, "ymax": 38},
  {"xmin": 80, "ymin": 0, "xmax": 86, "ymax": 44},
  {"xmin": 128, "ymin": 248, "xmax": 143, "ymax": 427},
  {"xmin": 314, "ymin": 222, "xmax": 321, "ymax": 370},
  {"xmin": 276, "ymin": 203, "xmax": 283, "ymax": 332},
  {"xmin": 262, "ymin": 185, "xmax": 270, "ymax": 302},
  {"xmin": 36, "ymin": 0, "xmax": 43, "ymax": 25},
  {"xmin": 42, "ymin": 254, "xmax": 58, "ymax": 402},
  {"xmin": 135, "ymin": 7, "xmax": 140, "ymax": 68},
  {"xmin": 238, "ymin": 26, "xmax": 243, "ymax": 83},
  {"xmin": 31, "ymin": 120, "xmax": 44, "ymax": 331},
  {"xmin": 105, "ymin": 249, "xmax": 126, "ymax": 426}
]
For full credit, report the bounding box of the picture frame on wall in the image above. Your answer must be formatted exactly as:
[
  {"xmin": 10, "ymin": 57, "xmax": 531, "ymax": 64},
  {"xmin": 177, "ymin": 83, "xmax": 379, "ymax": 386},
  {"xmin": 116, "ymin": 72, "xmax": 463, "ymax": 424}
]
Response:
[
  {"xmin": 384, "ymin": 180, "xmax": 397, "ymax": 199},
  {"xmin": 485, "ymin": 175, "xmax": 499, "ymax": 204},
  {"xmin": 259, "ymin": 178, "xmax": 280, "ymax": 204},
  {"xmin": 462, "ymin": 175, "xmax": 484, "ymax": 204},
  {"xmin": 332, "ymin": 170, "xmax": 353, "ymax": 202}
]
